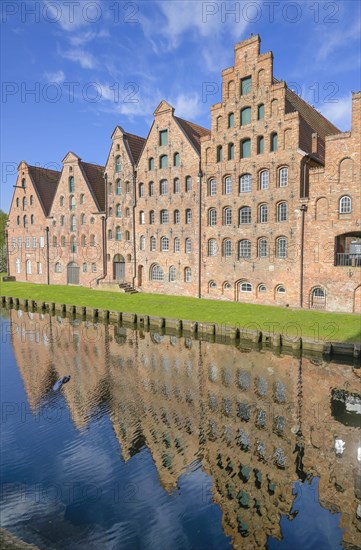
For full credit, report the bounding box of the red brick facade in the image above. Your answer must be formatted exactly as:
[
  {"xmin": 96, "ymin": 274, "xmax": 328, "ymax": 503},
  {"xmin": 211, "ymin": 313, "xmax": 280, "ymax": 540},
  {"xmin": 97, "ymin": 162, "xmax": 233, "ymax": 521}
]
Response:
[{"xmin": 6, "ymin": 35, "xmax": 360, "ymax": 312}]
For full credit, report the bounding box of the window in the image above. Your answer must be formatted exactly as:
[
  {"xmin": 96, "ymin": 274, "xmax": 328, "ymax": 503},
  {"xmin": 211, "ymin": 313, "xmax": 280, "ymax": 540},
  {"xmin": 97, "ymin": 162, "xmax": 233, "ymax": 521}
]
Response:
[
  {"xmin": 60, "ymin": 215, "xmax": 64, "ymax": 226},
  {"xmin": 151, "ymin": 264, "xmax": 164, "ymax": 281},
  {"xmin": 271, "ymin": 132, "xmax": 278, "ymax": 152},
  {"xmin": 240, "ymin": 282, "xmax": 252, "ymax": 292},
  {"xmin": 150, "ymin": 210, "xmax": 155, "ymax": 224},
  {"xmin": 174, "ymin": 210, "xmax": 180, "ymax": 224},
  {"xmin": 92, "ymin": 263, "xmax": 97, "ymax": 273},
  {"xmin": 22, "ymin": 178, "xmax": 26, "ymax": 189},
  {"xmin": 209, "ymin": 208, "xmax": 217, "ymax": 226},
  {"xmin": 83, "ymin": 263, "xmax": 88, "ymax": 272},
  {"xmin": 223, "ymin": 207, "xmax": 232, "ymax": 225},
  {"xmin": 209, "ymin": 179, "xmax": 216, "ymax": 196},
  {"xmin": 125, "ymin": 231, "xmax": 130, "ymax": 241},
  {"xmin": 55, "ymin": 262, "xmax": 61, "ymax": 273},
  {"xmin": 80, "ymin": 193, "xmax": 84, "ymax": 204},
  {"xmin": 260, "ymin": 170, "xmax": 269, "ymax": 189},
  {"xmin": 228, "ymin": 143, "xmax": 234, "ymax": 160},
  {"xmin": 311, "ymin": 287, "xmax": 326, "ymax": 309},
  {"xmin": 239, "ymin": 239, "xmax": 251, "ymax": 258},
  {"xmin": 161, "ymin": 236, "xmax": 169, "ymax": 251},
  {"xmin": 159, "ymin": 155, "xmax": 168, "ymax": 169},
  {"xmin": 217, "ymin": 145, "xmax": 223, "ymax": 162},
  {"xmin": 240, "ymin": 173, "xmax": 252, "ymax": 193},
  {"xmin": 259, "ymin": 238, "xmax": 268, "ymax": 257},
  {"xmin": 339, "ymin": 196, "xmax": 351, "ymax": 214},
  {"xmin": 30, "ymin": 215, "xmax": 34, "ymax": 225},
  {"xmin": 81, "ymin": 235, "xmax": 86, "ymax": 246},
  {"xmin": 125, "ymin": 208, "xmax": 130, "ymax": 217},
  {"xmin": 174, "ymin": 237, "xmax": 180, "ymax": 252},
  {"xmin": 185, "ymin": 267, "xmax": 192, "ymax": 283},
  {"xmin": 11, "ymin": 237, "xmax": 16, "ymax": 251},
  {"xmin": 139, "ymin": 235, "xmax": 145, "ymax": 250},
  {"xmin": 150, "ymin": 236, "xmax": 156, "ymax": 251},
  {"xmin": 185, "ymin": 176, "xmax": 192, "ymax": 192},
  {"xmin": 25, "ymin": 236, "xmax": 30, "ymax": 248},
  {"xmin": 147, "ymin": 181, "xmax": 154, "ymax": 197},
  {"xmin": 160, "ymin": 179, "xmax": 168, "ymax": 195},
  {"xmin": 208, "ymin": 239, "xmax": 217, "ymax": 256},
  {"xmin": 228, "ymin": 112, "xmax": 234, "ymax": 128},
  {"xmin": 116, "ymin": 204, "xmax": 121, "ymax": 217},
  {"xmin": 17, "ymin": 216, "xmax": 20, "ymax": 225},
  {"xmin": 259, "ymin": 204, "xmax": 268, "ymax": 223},
  {"xmin": 126, "ymin": 182, "xmax": 130, "ymax": 193},
  {"xmin": 223, "ymin": 239, "xmax": 232, "ymax": 257},
  {"xmin": 69, "ymin": 176, "xmax": 75, "ymax": 192},
  {"xmin": 23, "ymin": 215, "xmax": 28, "ymax": 227},
  {"xmin": 209, "ymin": 281, "xmax": 217, "ymax": 290},
  {"xmin": 224, "ymin": 282, "xmax": 232, "ymax": 290},
  {"xmin": 173, "ymin": 178, "xmax": 180, "ymax": 193},
  {"xmin": 149, "ymin": 157, "xmax": 154, "ymax": 171},
  {"xmin": 139, "ymin": 211, "xmax": 145, "ymax": 224},
  {"xmin": 277, "ymin": 202, "xmax": 288, "ymax": 222},
  {"xmin": 70, "ymin": 195, "xmax": 75, "ymax": 211},
  {"xmin": 185, "ymin": 238, "xmax": 192, "ymax": 253},
  {"xmin": 139, "ymin": 183, "xmax": 144, "ymax": 197},
  {"xmin": 258, "ymin": 136, "xmax": 264, "ymax": 154},
  {"xmin": 241, "ymin": 139, "xmax": 251, "ymax": 159},
  {"xmin": 159, "ymin": 129, "xmax": 168, "ymax": 146},
  {"xmin": 279, "ymin": 167, "xmax": 288, "ymax": 187},
  {"xmin": 240, "ymin": 107, "xmax": 251, "ymax": 126},
  {"xmin": 222, "ymin": 177, "xmax": 232, "ymax": 195},
  {"xmin": 39, "ymin": 237, "xmax": 44, "ymax": 248},
  {"xmin": 109, "ymin": 207, "xmax": 114, "ymax": 217},
  {"xmin": 241, "ymin": 76, "xmax": 252, "ymax": 95},
  {"xmin": 258, "ymin": 104, "xmax": 265, "ymax": 120},
  {"xmin": 71, "ymin": 236, "xmax": 77, "ymax": 253},
  {"xmin": 160, "ymin": 209, "xmax": 169, "ymax": 224},
  {"xmin": 239, "ymin": 206, "xmax": 251, "ymax": 224},
  {"xmin": 115, "ymin": 156, "xmax": 121, "ymax": 172},
  {"xmin": 116, "ymin": 179, "xmax": 122, "ymax": 195},
  {"xmin": 169, "ymin": 266, "xmax": 177, "ymax": 282},
  {"xmin": 70, "ymin": 215, "xmax": 76, "ymax": 231},
  {"xmin": 185, "ymin": 209, "xmax": 192, "ymax": 224},
  {"xmin": 173, "ymin": 152, "xmax": 180, "ymax": 166},
  {"xmin": 258, "ymin": 284, "xmax": 267, "ymax": 293},
  {"xmin": 108, "ymin": 229, "xmax": 113, "ymax": 240},
  {"xmin": 90, "ymin": 234, "xmax": 96, "ymax": 246},
  {"xmin": 16, "ymin": 198, "xmax": 19, "ymax": 208},
  {"xmin": 277, "ymin": 237, "xmax": 287, "ymax": 258},
  {"xmin": 108, "ymin": 182, "xmax": 113, "ymax": 195},
  {"xmin": 277, "ymin": 285, "xmax": 286, "ymax": 294},
  {"xmin": 15, "ymin": 259, "xmax": 20, "ymax": 274},
  {"xmin": 32, "ymin": 236, "xmax": 37, "ymax": 248},
  {"xmin": 23, "ymin": 197, "xmax": 27, "ymax": 209},
  {"xmin": 115, "ymin": 226, "xmax": 121, "ymax": 241}
]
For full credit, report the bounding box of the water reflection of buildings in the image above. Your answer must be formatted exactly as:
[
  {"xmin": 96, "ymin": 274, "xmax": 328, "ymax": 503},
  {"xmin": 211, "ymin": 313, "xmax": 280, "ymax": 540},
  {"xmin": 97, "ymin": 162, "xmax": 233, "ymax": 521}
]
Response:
[{"xmin": 8, "ymin": 309, "xmax": 360, "ymax": 549}]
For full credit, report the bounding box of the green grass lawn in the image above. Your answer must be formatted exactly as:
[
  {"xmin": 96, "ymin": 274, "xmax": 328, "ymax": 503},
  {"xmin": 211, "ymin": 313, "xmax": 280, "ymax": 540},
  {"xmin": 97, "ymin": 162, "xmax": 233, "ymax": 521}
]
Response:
[{"xmin": 0, "ymin": 275, "xmax": 360, "ymax": 343}]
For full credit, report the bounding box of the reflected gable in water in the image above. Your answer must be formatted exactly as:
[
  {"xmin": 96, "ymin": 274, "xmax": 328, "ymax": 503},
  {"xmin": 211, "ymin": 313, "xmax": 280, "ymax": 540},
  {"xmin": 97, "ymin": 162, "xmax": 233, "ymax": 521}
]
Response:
[{"xmin": 2, "ymin": 308, "xmax": 360, "ymax": 549}]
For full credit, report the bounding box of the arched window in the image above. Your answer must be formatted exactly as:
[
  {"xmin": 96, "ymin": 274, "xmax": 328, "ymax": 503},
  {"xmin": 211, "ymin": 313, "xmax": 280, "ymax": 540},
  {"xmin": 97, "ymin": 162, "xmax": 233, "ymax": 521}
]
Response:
[
  {"xmin": 71, "ymin": 236, "xmax": 77, "ymax": 253},
  {"xmin": 148, "ymin": 181, "xmax": 154, "ymax": 196},
  {"xmin": 184, "ymin": 267, "xmax": 192, "ymax": 283},
  {"xmin": 209, "ymin": 179, "xmax": 216, "ymax": 196},
  {"xmin": 151, "ymin": 264, "xmax": 164, "ymax": 281},
  {"xmin": 260, "ymin": 170, "xmax": 269, "ymax": 190},
  {"xmin": 69, "ymin": 176, "xmax": 75, "ymax": 192},
  {"xmin": 30, "ymin": 214, "xmax": 34, "ymax": 225},
  {"xmin": 23, "ymin": 215, "xmax": 28, "ymax": 227},
  {"xmin": 240, "ymin": 282, "xmax": 252, "ymax": 293},
  {"xmin": 70, "ymin": 195, "xmax": 75, "ymax": 211},
  {"xmin": 115, "ymin": 226, "xmax": 121, "ymax": 241},
  {"xmin": 185, "ymin": 176, "xmax": 192, "ymax": 192},
  {"xmin": 209, "ymin": 208, "xmax": 217, "ymax": 226},
  {"xmin": 174, "ymin": 210, "xmax": 180, "ymax": 224},
  {"xmin": 140, "ymin": 235, "xmax": 145, "ymax": 250},
  {"xmin": 259, "ymin": 203, "xmax": 268, "ymax": 223},
  {"xmin": 270, "ymin": 132, "xmax": 278, "ymax": 152},
  {"xmin": 224, "ymin": 282, "xmax": 232, "ymax": 290},
  {"xmin": 174, "ymin": 237, "xmax": 180, "ymax": 252},
  {"xmin": 55, "ymin": 262, "xmax": 61, "ymax": 273},
  {"xmin": 228, "ymin": 143, "xmax": 234, "ymax": 160},
  {"xmin": 80, "ymin": 213, "xmax": 85, "ymax": 225},
  {"xmin": 109, "ymin": 207, "xmax": 114, "ymax": 217},
  {"xmin": 173, "ymin": 152, "xmax": 180, "ymax": 167},
  {"xmin": 70, "ymin": 214, "xmax": 76, "ymax": 231},
  {"xmin": 30, "ymin": 195, "xmax": 34, "ymax": 206},
  {"xmin": 240, "ymin": 76, "xmax": 252, "ymax": 95},
  {"xmin": 259, "ymin": 238, "xmax": 268, "ymax": 257},
  {"xmin": 116, "ymin": 179, "xmax": 122, "ymax": 195},
  {"xmin": 240, "ymin": 173, "xmax": 252, "ymax": 193},
  {"xmin": 90, "ymin": 234, "xmax": 96, "ymax": 246},
  {"xmin": 276, "ymin": 237, "xmax": 287, "ymax": 258},
  {"xmin": 209, "ymin": 281, "xmax": 217, "ymax": 290},
  {"xmin": 83, "ymin": 263, "xmax": 88, "ymax": 272},
  {"xmin": 81, "ymin": 235, "xmax": 86, "ymax": 246},
  {"xmin": 311, "ymin": 287, "xmax": 326, "ymax": 309},
  {"xmin": 258, "ymin": 284, "xmax": 267, "ymax": 293},
  {"xmin": 277, "ymin": 202, "xmax": 288, "ymax": 222},
  {"xmin": 224, "ymin": 176, "xmax": 232, "ymax": 195},
  {"xmin": 240, "ymin": 107, "xmax": 251, "ymax": 126},
  {"xmin": 161, "ymin": 236, "xmax": 169, "ymax": 251},
  {"xmin": 223, "ymin": 239, "xmax": 232, "ymax": 257},
  {"xmin": 239, "ymin": 206, "xmax": 251, "ymax": 224},
  {"xmin": 108, "ymin": 229, "xmax": 113, "ymax": 240},
  {"xmin": 185, "ymin": 238, "xmax": 192, "ymax": 253},
  {"xmin": 257, "ymin": 136, "xmax": 264, "ymax": 154},
  {"xmin": 116, "ymin": 204, "xmax": 121, "ymax": 217},
  {"xmin": 16, "ymin": 198, "xmax": 19, "ymax": 207},
  {"xmin": 160, "ymin": 209, "xmax": 169, "ymax": 224},
  {"xmin": 279, "ymin": 167, "xmax": 288, "ymax": 187},
  {"xmin": 169, "ymin": 266, "xmax": 177, "ymax": 282},
  {"xmin": 159, "ymin": 155, "xmax": 168, "ymax": 169},
  {"xmin": 80, "ymin": 193, "xmax": 84, "ymax": 204},
  {"xmin": 241, "ymin": 139, "xmax": 251, "ymax": 159},
  {"xmin": 150, "ymin": 236, "xmax": 156, "ymax": 251},
  {"xmin": 185, "ymin": 209, "xmax": 192, "ymax": 224},
  {"xmin": 160, "ymin": 179, "xmax": 168, "ymax": 195},
  {"xmin": 216, "ymin": 115, "xmax": 222, "ymax": 131},
  {"xmin": 208, "ymin": 239, "xmax": 217, "ymax": 256},
  {"xmin": 139, "ymin": 211, "xmax": 145, "ymax": 224},
  {"xmin": 125, "ymin": 208, "xmax": 130, "ymax": 217},
  {"xmin": 125, "ymin": 231, "xmax": 130, "ymax": 241},
  {"xmin": 173, "ymin": 178, "xmax": 180, "ymax": 193},
  {"xmin": 276, "ymin": 285, "xmax": 286, "ymax": 294},
  {"xmin": 61, "ymin": 236, "xmax": 66, "ymax": 247},
  {"xmin": 217, "ymin": 145, "xmax": 223, "ymax": 162},
  {"xmin": 228, "ymin": 112, "xmax": 234, "ymax": 128},
  {"xmin": 258, "ymin": 104, "xmax": 265, "ymax": 120},
  {"xmin": 239, "ymin": 239, "xmax": 251, "ymax": 258},
  {"xmin": 17, "ymin": 215, "xmax": 20, "ymax": 225},
  {"xmin": 21, "ymin": 178, "xmax": 26, "ymax": 188},
  {"xmin": 115, "ymin": 155, "xmax": 121, "ymax": 172},
  {"xmin": 223, "ymin": 207, "xmax": 232, "ymax": 225},
  {"xmin": 26, "ymin": 260, "xmax": 32, "ymax": 274},
  {"xmin": 139, "ymin": 182, "xmax": 144, "ymax": 197},
  {"xmin": 149, "ymin": 157, "xmax": 154, "ymax": 171},
  {"xmin": 15, "ymin": 258, "xmax": 20, "ymax": 274},
  {"xmin": 23, "ymin": 197, "xmax": 27, "ymax": 209},
  {"xmin": 150, "ymin": 210, "xmax": 155, "ymax": 224},
  {"xmin": 339, "ymin": 196, "xmax": 352, "ymax": 214}
]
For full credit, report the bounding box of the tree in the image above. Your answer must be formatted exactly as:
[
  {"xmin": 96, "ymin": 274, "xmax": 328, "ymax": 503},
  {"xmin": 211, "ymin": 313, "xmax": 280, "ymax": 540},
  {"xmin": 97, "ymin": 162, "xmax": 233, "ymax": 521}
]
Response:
[{"xmin": 0, "ymin": 210, "xmax": 8, "ymax": 273}]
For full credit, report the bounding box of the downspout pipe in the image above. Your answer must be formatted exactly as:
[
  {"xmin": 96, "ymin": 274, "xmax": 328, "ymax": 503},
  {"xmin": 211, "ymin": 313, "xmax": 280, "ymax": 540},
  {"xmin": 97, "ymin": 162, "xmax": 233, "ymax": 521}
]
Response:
[
  {"xmin": 45, "ymin": 226, "xmax": 50, "ymax": 285},
  {"xmin": 198, "ymin": 167, "xmax": 203, "ymax": 299},
  {"xmin": 132, "ymin": 169, "xmax": 137, "ymax": 288},
  {"xmin": 5, "ymin": 228, "xmax": 9, "ymax": 276},
  {"xmin": 95, "ymin": 173, "xmax": 108, "ymax": 286},
  {"xmin": 299, "ymin": 204, "xmax": 308, "ymax": 308}
]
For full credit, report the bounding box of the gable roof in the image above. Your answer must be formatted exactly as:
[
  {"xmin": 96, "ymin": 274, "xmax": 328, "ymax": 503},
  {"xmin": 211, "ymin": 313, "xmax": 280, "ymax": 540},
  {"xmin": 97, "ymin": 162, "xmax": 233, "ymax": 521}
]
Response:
[
  {"xmin": 285, "ymin": 88, "xmax": 340, "ymax": 138},
  {"xmin": 27, "ymin": 165, "xmax": 61, "ymax": 216},
  {"xmin": 79, "ymin": 161, "xmax": 106, "ymax": 212},
  {"xmin": 124, "ymin": 132, "xmax": 146, "ymax": 165},
  {"xmin": 174, "ymin": 117, "xmax": 210, "ymax": 154}
]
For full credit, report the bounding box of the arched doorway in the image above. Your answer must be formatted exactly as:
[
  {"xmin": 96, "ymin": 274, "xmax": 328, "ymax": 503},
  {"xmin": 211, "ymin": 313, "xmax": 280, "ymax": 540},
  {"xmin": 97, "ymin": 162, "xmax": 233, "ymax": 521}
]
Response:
[
  {"xmin": 310, "ymin": 287, "xmax": 326, "ymax": 309},
  {"xmin": 113, "ymin": 254, "xmax": 125, "ymax": 282},
  {"xmin": 138, "ymin": 265, "xmax": 143, "ymax": 287},
  {"xmin": 67, "ymin": 262, "xmax": 79, "ymax": 285},
  {"xmin": 354, "ymin": 286, "xmax": 361, "ymax": 314}
]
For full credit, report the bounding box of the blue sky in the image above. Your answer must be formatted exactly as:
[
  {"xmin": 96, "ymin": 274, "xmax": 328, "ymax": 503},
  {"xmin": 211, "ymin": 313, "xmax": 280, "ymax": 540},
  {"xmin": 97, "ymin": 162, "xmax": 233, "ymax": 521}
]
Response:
[{"xmin": 1, "ymin": 0, "xmax": 360, "ymax": 212}]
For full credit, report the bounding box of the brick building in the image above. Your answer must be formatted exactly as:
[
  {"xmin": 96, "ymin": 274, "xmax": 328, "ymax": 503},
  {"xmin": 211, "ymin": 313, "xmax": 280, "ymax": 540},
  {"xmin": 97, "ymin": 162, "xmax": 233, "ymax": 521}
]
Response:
[{"xmin": 6, "ymin": 35, "xmax": 360, "ymax": 312}]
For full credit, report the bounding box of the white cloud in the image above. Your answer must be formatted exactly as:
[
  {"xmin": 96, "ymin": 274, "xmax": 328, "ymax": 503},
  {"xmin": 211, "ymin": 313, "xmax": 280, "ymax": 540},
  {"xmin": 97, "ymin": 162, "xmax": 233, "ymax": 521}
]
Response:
[
  {"xmin": 68, "ymin": 28, "xmax": 110, "ymax": 46},
  {"xmin": 60, "ymin": 48, "xmax": 96, "ymax": 69},
  {"xmin": 319, "ymin": 95, "xmax": 352, "ymax": 131},
  {"xmin": 170, "ymin": 93, "xmax": 203, "ymax": 120},
  {"xmin": 316, "ymin": 20, "xmax": 360, "ymax": 62},
  {"xmin": 44, "ymin": 70, "xmax": 65, "ymax": 84}
]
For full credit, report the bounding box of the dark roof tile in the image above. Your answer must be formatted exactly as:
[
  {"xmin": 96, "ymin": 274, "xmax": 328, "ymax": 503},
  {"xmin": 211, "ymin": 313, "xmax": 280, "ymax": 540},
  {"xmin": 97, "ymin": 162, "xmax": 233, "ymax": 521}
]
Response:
[
  {"xmin": 174, "ymin": 117, "xmax": 210, "ymax": 154},
  {"xmin": 27, "ymin": 166, "xmax": 61, "ymax": 215},
  {"xmin": 80, "ymin": 161, "xmax": 106, "ymax": 212}
]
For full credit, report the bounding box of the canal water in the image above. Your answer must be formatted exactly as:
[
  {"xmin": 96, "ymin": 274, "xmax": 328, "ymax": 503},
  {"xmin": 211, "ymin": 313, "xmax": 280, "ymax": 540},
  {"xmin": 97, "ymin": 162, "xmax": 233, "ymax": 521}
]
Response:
[{"xmin": 1, "ymin": 308, "xmax": 360, "ymax": 550}]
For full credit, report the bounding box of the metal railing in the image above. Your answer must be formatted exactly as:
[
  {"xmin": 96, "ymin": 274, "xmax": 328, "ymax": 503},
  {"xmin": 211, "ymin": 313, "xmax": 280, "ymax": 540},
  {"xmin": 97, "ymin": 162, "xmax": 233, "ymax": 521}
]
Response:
[{"xmin": 335, "ymin": 253, "xmax": 361, "ymax": 267}]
